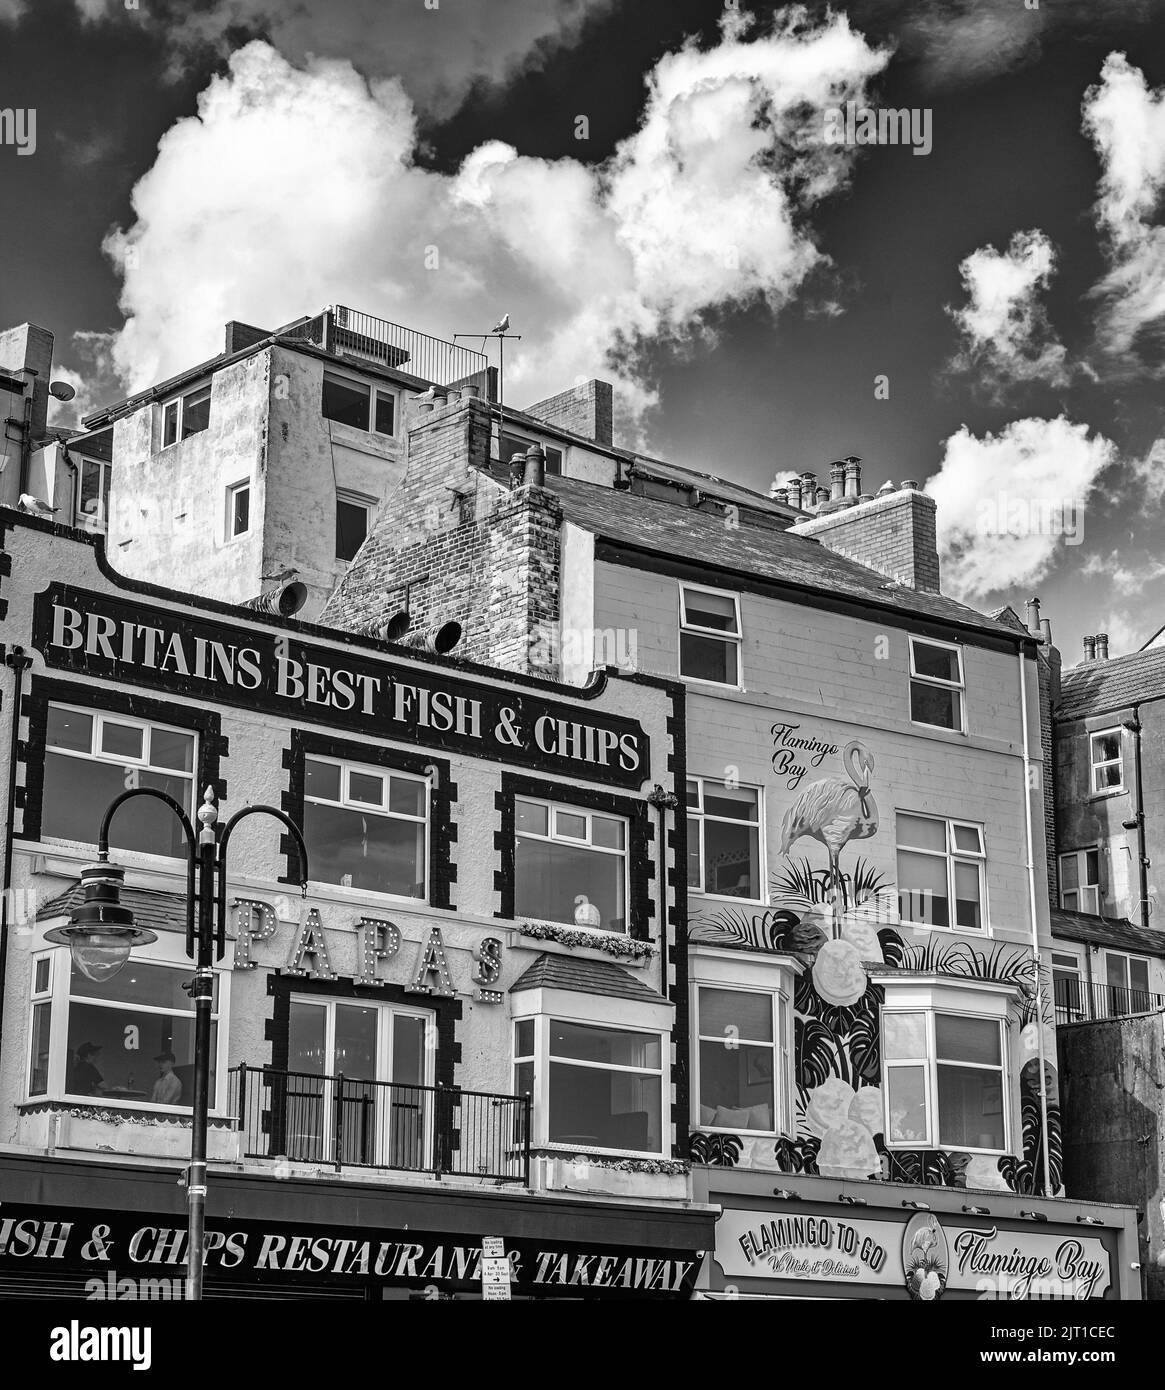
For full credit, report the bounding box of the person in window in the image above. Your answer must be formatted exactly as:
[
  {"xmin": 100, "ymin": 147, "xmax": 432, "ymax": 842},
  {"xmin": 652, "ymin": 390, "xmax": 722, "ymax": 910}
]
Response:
[
  {"xmin": 151, "ymin": 1052, "xmax": 183, "ymax": 1106},
  {"xmin": 69, "ymin": 1042, "xmax": 106, "ymax": 1096}
]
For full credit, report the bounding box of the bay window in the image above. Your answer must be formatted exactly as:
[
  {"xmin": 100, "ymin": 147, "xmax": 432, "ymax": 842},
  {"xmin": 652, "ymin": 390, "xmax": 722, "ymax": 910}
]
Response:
[
  {"xmin": 909, "ymin": 637, "xmax": 965, "ymax": 731},
  {"xmin": 896, "ymin": 812, "xmax": 986, "ymax": 931},
  {"xmin": 694, "ymin": 985, "xmax": 790, "ymax": 1135},
  {"xmin": 514, "ymin": 797, "xmax": 627, "ymax": 932},
  {"xmin": 42, "ymin": 704, "xmax": 196, "ymax": 859},
  {"xmin": 687, "ymin": 777, "xmax": 762, "ymax": 900},
  {"xmin": 303, "ymin": 755, "xmax": 428, "ymax": 899},
  {"xmin": 679, "ymin": 583, "xmax": 741, "ymax": 687}
]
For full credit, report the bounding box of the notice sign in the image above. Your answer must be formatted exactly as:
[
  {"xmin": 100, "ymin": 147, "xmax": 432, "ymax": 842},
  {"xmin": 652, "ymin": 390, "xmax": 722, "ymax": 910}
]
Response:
[
  {"xmin": 717, "ymin": 1210, "xmax": 900, "ymax": 1287},
  {"xmin": 480, "ymin": 1236, "xmax": 511, "ymax": 1302}
]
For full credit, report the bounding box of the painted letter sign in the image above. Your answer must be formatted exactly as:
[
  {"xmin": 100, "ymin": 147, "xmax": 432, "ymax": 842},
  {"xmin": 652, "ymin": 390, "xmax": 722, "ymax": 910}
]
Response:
[{"xmin": 32, "ymin": 585, "xmax": 648, "ymax": 787}]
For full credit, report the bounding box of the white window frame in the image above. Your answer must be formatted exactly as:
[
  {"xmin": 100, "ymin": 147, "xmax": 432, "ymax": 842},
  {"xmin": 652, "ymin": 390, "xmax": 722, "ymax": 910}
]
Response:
[
  {"xmin": 1089, "ymin": 728, "xmax": 1125, "ymax": 795},
  {"xmin": 1051, "ymin": 950, "xmax": 1085, "ymax": 1023},
  {"xmin": 42, "ymin": 703, "xmax": 198, "ymax": 855},
  {"xmin": 1102, "ymin": 950, "xmax": 1152, "ymax": 1011},
  {"xmin": 225, "ymin": 479, "xmax": 251, "ymax": 540},
  {"xmin": 26, "ymin": 937, "xmax": 231, "ymax": 1116},
  {"xmin": 1059, "ymin": 847, "xmax": 1100, "ymax": 914},
  {"xmin": 896, "ymin": 811, "xmax": 988, "ymax": 933},
  {"xmin": 321, "ymin": 370, "xmax": 397, "ymax": 438},
  {"xmin": 335, "ymin": 489, "xmax": 375, "ymax": 562},
  {"xmin": 303, "ymin": 754, "xmax": 430, "ymax": 902},
  {"xmin": 514, "ymin": 796, "xmax": 630, "ymax": 934},
  {"xmin": 74, "ymin": 456, "xmax": 112, "ymax": 530},
  {"xmin": 686, "ymin": 775, "xmax": 765, "ymax": 904},
  {"xmin": 881, "ymin": 979, "xmax": 1013, "ymax": 1156},
  {"xmin": 496, "ymin": 425, "xmax": 564, "ymax": 475},
  {"xmin": 160, "ymin": 382, "xmax": 211, "ymax": 449},
  {"xmin": 908, "ymin": 636, "xmax": 966, "ymax": 733},
  {"xmin": 512, "ymin": 1003, "xmax": 667, "ymax": 1157},
  {"xmin": 678, "ymin": 582, "xmax": 743, "ymax": 690}
]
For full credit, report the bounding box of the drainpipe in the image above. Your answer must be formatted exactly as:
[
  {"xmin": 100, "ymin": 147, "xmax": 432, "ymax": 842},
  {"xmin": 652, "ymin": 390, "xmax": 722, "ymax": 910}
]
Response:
[
  {"xmin": 1018, "ymin": 648, "xmax": 1053, "ymax": 1196},
  {"xmin": 0, "ymin": 647, "xmax": 33, "ymax": 1073},
  {"xmin": 1125, "ymin": 705, "xmax": 1151, "ymax": 932}
]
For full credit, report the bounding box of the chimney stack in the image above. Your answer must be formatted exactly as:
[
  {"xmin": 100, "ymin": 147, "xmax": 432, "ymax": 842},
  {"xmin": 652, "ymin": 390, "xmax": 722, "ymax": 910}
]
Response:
[
  {"xmin": 1040, "ymin": 617, "xmax": 1052, "ymax": 646},
  {"xmin": 829, "ymin": 461, "xmax": 846, "ymax": 502},
  {"xmin": 844, "ymin": 456, "xmax": 861, "ymax": 499},
  {"xmin": 800, "ymin": 472, "xmax": 817, "ymax": 513},
  {"xmin": 786, "ymin": 478, "xmax": 802, "ymax": 509},
  {"xmin": 815, "ymin": 485, "xmax": 830, "ymax": 509},
  {"xmin": 523, "ymin": 443, "xmax": 546, "ymax": 489},
  {"xmin": 1095, "ymin": 632, "xmax": 1109, "ymax": 661},
  {"xmin": 1082, "ymin": 635, "xmax": 1096, "ymax": 661},
  {"xmin": 1025, "ymin": 596, "xmax": 1042, "ymax": 635},
  {"xmin": 773, "ymin": 486, "xmax": 789, "ymax": 505}
]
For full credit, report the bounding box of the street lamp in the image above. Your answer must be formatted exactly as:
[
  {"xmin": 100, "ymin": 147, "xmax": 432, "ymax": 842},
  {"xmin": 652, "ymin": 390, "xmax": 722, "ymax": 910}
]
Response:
[{"xmin": 43, "ymin": 783, "xmax": 308, "ymax": 1300}]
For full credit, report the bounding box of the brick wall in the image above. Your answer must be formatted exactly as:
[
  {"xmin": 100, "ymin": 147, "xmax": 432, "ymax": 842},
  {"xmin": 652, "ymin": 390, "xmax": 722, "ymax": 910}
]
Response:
[
  {"xmin": 523, "ymin": 378, "xmax": 614, "ymax": 446},
  {"xmin": 791, "ymin": 489, "xmax": 941, "ymax": 592}
]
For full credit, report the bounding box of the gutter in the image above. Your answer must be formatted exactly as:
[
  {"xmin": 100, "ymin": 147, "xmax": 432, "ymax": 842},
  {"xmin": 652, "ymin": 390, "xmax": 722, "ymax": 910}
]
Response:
[
  {"xmin": 0, "ymin": 646, "xmax": 33, "ymax": 1077},
  {"xmin": 1127, "ymin": 703, "xmax": 1151, "ymax": 932}
]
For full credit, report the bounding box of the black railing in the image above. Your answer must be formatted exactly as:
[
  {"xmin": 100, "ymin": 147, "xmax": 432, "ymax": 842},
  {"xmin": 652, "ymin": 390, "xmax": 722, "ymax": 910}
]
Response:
[
  {"xmin": 283, "ymin": 306, "xmax": 490, "ymax": 394},
  {"xmin": 1053, "ymin": 978, "xmax": 1165, "ymax": 1026},
  {"xmin": 229, "ymin": 1065, "xmax": 530, "ymax": 1184}
]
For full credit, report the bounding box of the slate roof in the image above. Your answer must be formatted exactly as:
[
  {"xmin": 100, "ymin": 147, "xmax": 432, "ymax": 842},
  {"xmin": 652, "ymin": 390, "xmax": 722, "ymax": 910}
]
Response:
[
  {"xmin": 36, "ymin": 882, "xmax": 190, "ymax": 935},
  {"xmin": 545, "ymin": 475, "xmax": 1027, "ymax": 644},
  {"xmin": 1056, "ymin": 647, "xmax": 1165, "ymax": 721},
  {"xmin": 1051, "ymin": 906, "xmax": 1165, "ymax": 958},
  {"xmin": 508, "ymin": 952, "xmax": 667, "ymax": 1002}
]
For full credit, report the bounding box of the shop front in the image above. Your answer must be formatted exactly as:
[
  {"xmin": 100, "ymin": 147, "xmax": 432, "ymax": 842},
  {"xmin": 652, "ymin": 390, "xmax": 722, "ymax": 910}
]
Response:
[{"xmin": 693, "ymin": 1169, "xmax": 1141, "ymax": 1301}]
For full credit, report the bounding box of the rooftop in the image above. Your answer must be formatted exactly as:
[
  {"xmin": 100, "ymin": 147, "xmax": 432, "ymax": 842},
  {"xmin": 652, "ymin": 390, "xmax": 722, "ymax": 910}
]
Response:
[
  {"xmin": 1056, "ymin": 646, "xmax": 1165, "ymax": 720},
  {"xmin": 508, "ymin": 952, "xmax": 667, "ymax": 1002},
  {"xmin": 1050, "ymin": 906, "xmax": 1165, "ymax": 957},
  {"xmin": 37, "ymin": 881, "xmax": 188, "ymax": 935}
]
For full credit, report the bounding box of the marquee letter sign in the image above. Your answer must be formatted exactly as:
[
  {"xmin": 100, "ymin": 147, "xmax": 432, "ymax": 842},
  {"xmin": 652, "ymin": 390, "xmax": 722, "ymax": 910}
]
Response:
[
  {"xmin": 408, "ymin": 927, "xmax": 455, "ymax": 998},
  {"xmin": 355, "ymin": 918, "xmax": 401, "ymax": 987},
  {"xmin": 286, "ymin": 909, "xmax": 338, "ymax": 980},
  {"xmin": 473, "ymin": 938, "xmax": 503, "ymax": 1004},
  {"xmin": 233, "ymin": 899, "xmax": 277, "ymax": 970}
]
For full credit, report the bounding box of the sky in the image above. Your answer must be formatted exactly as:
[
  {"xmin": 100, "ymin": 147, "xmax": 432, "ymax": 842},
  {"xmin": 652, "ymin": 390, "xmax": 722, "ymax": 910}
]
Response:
[{"xmin": 0, "ymin": 0, "xmax": 1163, "ymax": 663}]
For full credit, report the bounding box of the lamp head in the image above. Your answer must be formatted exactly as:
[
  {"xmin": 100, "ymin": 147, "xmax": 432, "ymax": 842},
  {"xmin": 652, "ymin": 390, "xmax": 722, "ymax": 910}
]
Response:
[{"xmin": 43, "ymin": 862, "xmax": 157, "ymax": 984}]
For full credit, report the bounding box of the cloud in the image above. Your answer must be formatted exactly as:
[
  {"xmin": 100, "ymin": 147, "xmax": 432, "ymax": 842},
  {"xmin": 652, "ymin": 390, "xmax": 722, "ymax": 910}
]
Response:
[
  {"xmin": 0, "ymin": 0, "xmax": 25, "ymax": 20},
  {"xmin": 1083, "ymin": 52, "xmax": 1165, "ymax": 366},
  {"xmin": 925, "ymin": 416, "xmax": 1117, "ymax": 601},
  {"xmin": 1081, "ymin": 549, "xmax": 1165, "ymax": 595},
  {"xmin": 99, "ymin": 13, "xmax": 890, "ymax": 433},
  {"xmin": 1090, "ymin": 609, "xmax": 1147, "ymax": 658},
  {"xmin": 1129, "ymin": 436, "xmax": 1165, "ymax": 507},
  {"xmin": 946, "ymin": 230, "xmax": 1070, "ymax": 392},
  {"xmin": 46, "ymin": 331, "xmax": 121, "ymax": 430}
]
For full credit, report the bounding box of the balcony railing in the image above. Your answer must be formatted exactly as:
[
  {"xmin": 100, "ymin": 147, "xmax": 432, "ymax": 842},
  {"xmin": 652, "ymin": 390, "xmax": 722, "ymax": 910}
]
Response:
[
  {"xmin": 1053, "ymin": 979, "xmax": 1165, "ymax": 1026},
  {"xmin": 282, "ymin": 305, "xmax": 491, "ymax": 394},
  {"xmin": 229, "ymin": 1065, "xmax": 530, "ymax": 1184}
]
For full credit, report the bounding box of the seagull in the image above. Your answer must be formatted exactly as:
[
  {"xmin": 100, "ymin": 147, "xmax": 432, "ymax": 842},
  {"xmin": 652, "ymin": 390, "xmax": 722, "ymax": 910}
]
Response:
[
  {"xmin": 492, "ymin": 313, "xmax": 510, "ymax": 334},
  {"xmin": 18, "ymin": 493, "xmax": 57, "ymax": 516},
  {"xmin": 261, "ymin": 567, "xmax": 299, "ymax": 583}
]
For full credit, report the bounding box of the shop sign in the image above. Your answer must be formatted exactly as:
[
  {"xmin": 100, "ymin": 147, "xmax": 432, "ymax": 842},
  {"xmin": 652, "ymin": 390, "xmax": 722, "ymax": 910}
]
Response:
[
  {"xmin": 32, "ymin": 586, "xmax": 649, "ymax": 788},
  {"xmin": 715, "ymin": 1207, "xmax": 1113, "ymax": 1300}
]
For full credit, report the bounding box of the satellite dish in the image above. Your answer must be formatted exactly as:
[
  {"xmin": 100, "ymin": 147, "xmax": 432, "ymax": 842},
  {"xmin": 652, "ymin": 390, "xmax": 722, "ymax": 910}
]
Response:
[{"xmin": 49, "ymin": 381, "xmax": 76, "ymax": 401}]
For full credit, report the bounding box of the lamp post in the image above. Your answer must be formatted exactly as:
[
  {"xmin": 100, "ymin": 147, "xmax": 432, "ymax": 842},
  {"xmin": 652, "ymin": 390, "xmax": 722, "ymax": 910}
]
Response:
[{"xmin": 44, "ymin": 784, "xmax": 308, "ymax": 1300}]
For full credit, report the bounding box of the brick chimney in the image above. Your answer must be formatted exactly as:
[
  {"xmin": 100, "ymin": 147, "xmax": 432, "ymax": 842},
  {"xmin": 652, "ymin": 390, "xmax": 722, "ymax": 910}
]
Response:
[
  {"xmin": 790, "ymin": 480, "xmax": 941, "ymax": 592},
  {"xmin": 523, "ymin": 378, "xmax": 614, "ymax": 447}
]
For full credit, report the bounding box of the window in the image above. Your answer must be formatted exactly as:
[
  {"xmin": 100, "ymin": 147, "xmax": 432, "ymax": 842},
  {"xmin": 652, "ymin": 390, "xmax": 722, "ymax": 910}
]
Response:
[
  {"xmin": 909, "ymin": 638, "xmax": 965, "ymax": 731},
  {"xmin": 76, "ymin": 457, "xmax": 111, "ymax": 529},
  {"xmin": 321, "ymin": 372, "xmax": 395, "ymax": 436},
  {"xmin": 883, "ymin": 1007, "xmax": 1008, "ymax": 1153},
  {"xmin": 28, "ymin": 946, "xmax": 227, "ymax": 1112},
  {"xmin": 498, "ymin": 428, "xmax": 563, "ymax": 476},
  {"xmin": 1089, "ymin": 729, "xmax": 1124, "ymax": 794},
  {"xmin": 303, "ymin": 756, "xmax": 428, "ymax": 898},
  {"xmin": 161, "ymin": 384, "xmax": 211, "ymax": 448},
  {"xmin": 896, "ymin": 812, "xmax": 986, "ymax": 931},
  {"xmin": 336, "ymin": 491, "xmax": 374, "ymax": 562},
  {"xmin": 679, "ymin": 583, "xmax": 741, "ymax": 687},
  {"xmin": 1103, "ymin": 952, "xmax": 1152, "ymax": 1017},
  {"xmin": 283, "ymin": 997, "xmax": 433, "ymax": 1167},
  {"xmin": 1059, "ymin": 849, "xmax": 1100, "ymax": 914},
  {"xmin": 42, "ymin": 704, "xmax": 196, "ymax": 858},
  {"xmin": 694, "ymin": 986, "xmax": 791, "ymax": 1135},
  {"xmin": 687, "ymin": 777, "xmax": 762, "ymax": 900},
  {"xmin": 513, "ymin": 1016, "xmax": 664, "ymax": 1154},
  {"xmin": 226, "ymin": 480, "xmax": 250, "ymax": 539},
  {"xmin": 514, "ymin": 797, "xmax": 627, "ymax": 932},
  {"xmin": 1052, "ymin": 952, "xmax": 1084, "ymax": 1024}
]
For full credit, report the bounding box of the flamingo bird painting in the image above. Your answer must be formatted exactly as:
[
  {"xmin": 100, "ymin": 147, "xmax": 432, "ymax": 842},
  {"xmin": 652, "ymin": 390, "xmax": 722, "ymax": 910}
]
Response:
[{"xmin": 779, "ymin": 742, "xmax": 878, "ymax": 937}]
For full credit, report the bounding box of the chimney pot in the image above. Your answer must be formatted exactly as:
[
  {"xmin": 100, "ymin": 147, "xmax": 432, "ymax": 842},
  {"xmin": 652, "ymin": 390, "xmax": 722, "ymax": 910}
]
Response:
[
  {"xmin": 815, "ymin": 486, "xmax": 830, "ymax": 507},
  {"xmin": 899, "ymin": 479, "xmax": 918, "ymax": 492},
  {"xmin": 1025, "ymin": 596, "xmax": 1042, "ymax": 635},
  {"xmin": 844, "ymin": 457, "xmax": 861, "ymax": 498},
  {"xmin": 829, "ymin": 461, "xmax": 846, "ymax": 502},
  {"xmin": 774, "ymin": 487, "xmax": 789, "ymax": 504},
  {"xmin": 1040, "ymin": 618, "xmax": 1052, "ymax": 646},
  {"xmin": 1096, "ymin": 632, "xmax": 1109, "ymax": 660},
  {"xmin": 787, "ymin": 479, "xmax": 803, "ymax": 509},
  {"xmin": 523, "ymin": 443, "xmax": 546, "ymax": 488},
  {"xmin": 877, "ymin": 480, "xmax": 895, "ymax": 496},
  {"xmin": 1083, "ymin": 635, "xmax": 1096, "ymax": 660}
]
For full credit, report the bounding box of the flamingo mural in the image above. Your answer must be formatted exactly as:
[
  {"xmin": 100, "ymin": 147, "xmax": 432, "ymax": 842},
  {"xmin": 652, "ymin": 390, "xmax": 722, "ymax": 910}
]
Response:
[{"xmin": 779, "ymin": 741, "xmax": 878, "ymax": 937}]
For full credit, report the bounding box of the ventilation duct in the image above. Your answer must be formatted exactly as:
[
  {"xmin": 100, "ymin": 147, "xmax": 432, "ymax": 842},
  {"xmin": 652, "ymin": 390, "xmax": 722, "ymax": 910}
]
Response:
[
  {"xmin": 244, "ymin": 582, "xmax": 307, "ymax": 617},
  {"xmin": 401, "ymin": 620, "xmax": 462, "ymax": 654}
]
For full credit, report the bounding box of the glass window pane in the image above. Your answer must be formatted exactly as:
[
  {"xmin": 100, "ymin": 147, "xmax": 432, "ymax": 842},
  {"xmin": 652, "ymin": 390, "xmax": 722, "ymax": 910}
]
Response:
[
  {"xmin": 548, "ymin": 1061, "xmax": 660, "ymax": 1151},
  {"xmin": 1106, "ymin": 954, "xmax": 1127, "ymax": 990},
  {"xmin": 288, "ymin": 1001, "xmax": 327, "ymax": 1075},
  {"xmin": 883, "ymin": 1012, "xmax": 926, "ymax": 1059},
  {"xmin": 685, "ymin": 780, "xmax": 700, "ymax": 809},
  {"xmin": 28, "ymin": 1002, "xmax": 51, "ymax": 1096},
  {"xmin": 555, "ymin": 811, "xmax": 587, "ymax": 841},
  {"xmin": 1094, "ymin": 761, "xmax": 1123, "ymax": 790},
  {"xmin": 373, "ymin": 391, "xmax": 395, "ymax": 436},
  {"xmin": 699, "ymin": 987, "xmax": 773, "ymax": 1041},
  {"xmin": 680, "ymin": 631, "xmax": 737, "ymax": 685},
  {"xmin": 1060, "ymin": 855, "xmax": 1079, "ymax": 891},
  {"xmin": 953, "ymin": 861, "xmax": 982, "ymax": 930},
  {"xmin": 100, "ymin": 720, "xmax": 144, "ymax": 761},
  {"xmin": 305, "ymin": 758, "xmax": 342, "ymax": 803},
  {"xmin": 392, "ymin": 1013, "xmax": 426, "ymax": 1086},
  {"xmin": 886, "ymin": 1065, "xmax": 928, "ymax": 1143},
  {"xmin": 388, "ymin": 777, "xmax": 425, "ymax": 818},
  {"xmin": 34, "ymin": 958, "xmax": 50, "ymax": 993},
  {"xmin": 66, "ymin": 1003, "xmax": 214, "ymax": 1110},
  {"xmin": 550, "ymin": 1020, "xmax": 660, "ymax": 1069},
  {"xmin": 1130, "ymin": 958, "xmax": 1150, "ymax": 994},
  {"xmin": 702, "ymin": 817, "xmax": 759, "ymax": 898},
  {"xmin": 150, "ymin": 727, "xmax": 195, "ymax": 773},
  {"xmin": 42, "ymin": 752, "xmax": 190, "ymax": 856},
  {"xmin": 1092, "ymin": 732, "xmax": 1121, "ymax": 764},
  {"xmin": 687, "ymin": 825, "xmax": 702, "ymax": 889},
  {"xmin": 515, "ymin": 799, "xmax": 548, "ymax": 836},
  {"xmin": 591, "ymin": 815, "xmax": 625, "ymax": 850},
  {"xmin": 1084, "ymin": 850, "xmax": 1100, "ymax": 883},
  {"xmin": 348, "ymin": 770, "xmax": 385, "ymax": 807},
  {"xmin": 181, "ymin": 386, "xmax": 211, "ymax": 438},
  {"xmin": 911, "ymin": 682, "xmax": 960, "ymax": 729},
  {"xmin": 704, "ymin": 785, "xmax": 758, "ymax": 822},
  {"xmin": 79, "ymin": 461, "xmax": 103, "ymax": 517},
  {"xmin": 162, "ymin": 400, "xmax": 178, "ymax": 448},
  {"xmin": 305, "ymin": 802, "xmax": 425, "ymax": 897},
  {"xmin": 514, "ymin": 1059, "xmax": 534, "ymax": 1099},
  {"xmin": 912, "ymin": 641, "xmax": 960, "ymax": 683},
  {"xmin": 514, "ymin": 1019, "xmax": 534, "ymax": 1058},
  {"xmin": 71, "ymin": 959, "xmax": 208, "ymax": 1011},
  {"xmin": 897, "ymin": 849, "xmax": 950, "ymax": 926},
  {"xmin": 334, "ymin": 1003, "xmax": 378, "ymax": 1081},
  {"xmin": 698, "ymin": 1040, "xmax": 774, "ymax": 1129},
  {"xmin": 936, "ymin": 1014, "xmax": 1000, "ymax": 1065},
  {"xmin": 46, "ymin": 705, "xmax": 92, "ymax": 753},
  {"xmin": 231, "ymin": 486, "xmax": 250, "ymax": 536},
  {"xmin": 322, "ymin": 375, "xmax": 370, "ymax": 429},
  {"xmin": 683, "ymin": 589, "xmax": 738, "ymax": 633},
  {"xmin": 937, "ymin": 1065, "xmax": 1004, "ymax": 1149},
  {"xmin": 897, "ymin": 813, "xmax": 947, "ymax": 852},
  {"xmin": 515, "ymin": 837, "xmax": 625, "ymax": 931},
  {"xmin": 336, "ymin": 499, "xmax": 369, "ymax": 562},
  {"xmin": 952, "ymin": 824, "xmax": 982, "ymax": 853}
]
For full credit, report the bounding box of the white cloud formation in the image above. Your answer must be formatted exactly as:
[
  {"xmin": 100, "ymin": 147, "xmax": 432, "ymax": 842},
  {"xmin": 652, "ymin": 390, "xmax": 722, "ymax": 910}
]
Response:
[
  {"xmin": 947, "ymin": 229, "xmax": 1070, "ymax": 391},
  {"xmin": 1081, "ymin": 549, "xmax": 1165, "ymax": 596},
  {"xmin": 1083, "ymin": 52, "xmax": 1165, "ymax": 365},
  {"xmin": 925, "ymin": 416, "xmax": 1118, "ymax": 601},
  {"xmin": 1090, "ymin": 609, "xmax": 1146, "ymax": 658},
  {"xmin": 97, "ymin": 12, "xmax": 889, "ymax": 433}
]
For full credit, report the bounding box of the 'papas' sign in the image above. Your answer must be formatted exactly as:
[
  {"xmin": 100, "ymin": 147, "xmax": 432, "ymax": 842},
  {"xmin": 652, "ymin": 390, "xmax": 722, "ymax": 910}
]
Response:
[{"xmin": 32, "ymin": 585, "xmax": 649, "ymax": 788}]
